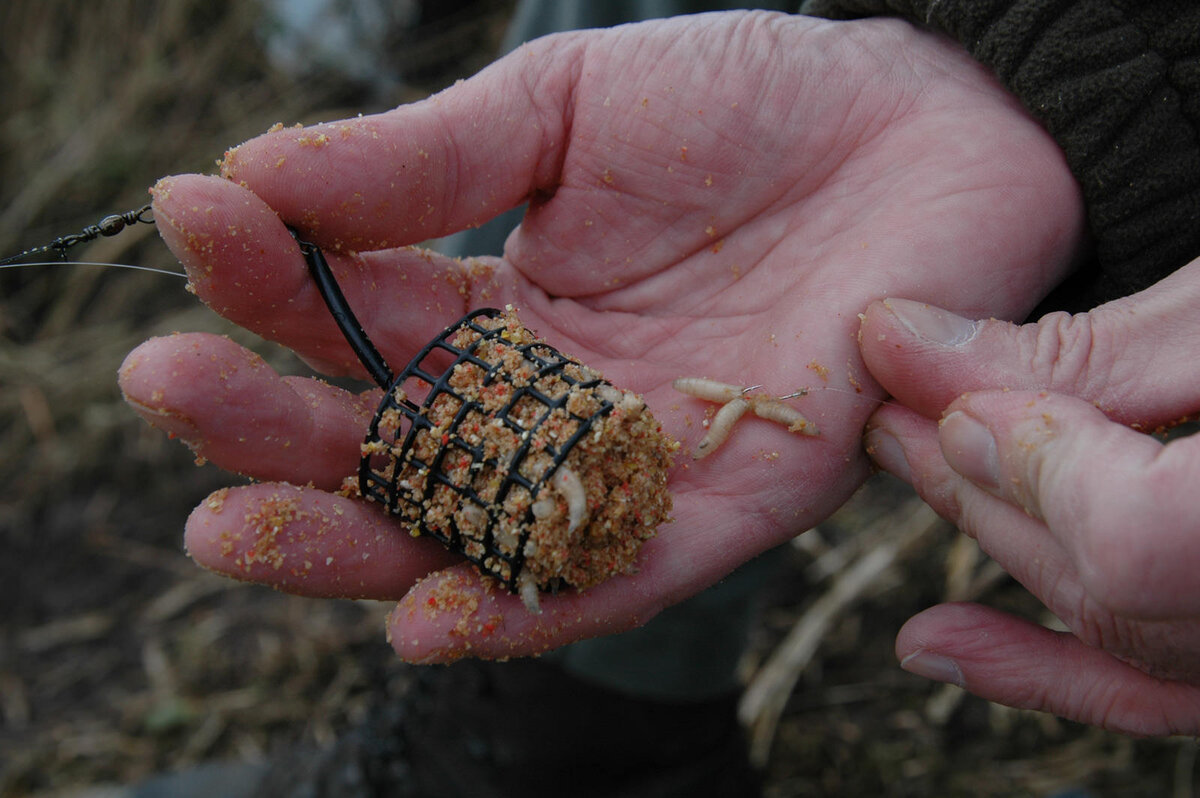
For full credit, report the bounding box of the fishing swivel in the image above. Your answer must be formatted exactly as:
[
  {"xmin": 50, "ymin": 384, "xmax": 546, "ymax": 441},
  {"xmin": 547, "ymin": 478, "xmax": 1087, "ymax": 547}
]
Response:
[{"xmin": 0, "ymin": 204, "xmax": 154, "ymax": 266}]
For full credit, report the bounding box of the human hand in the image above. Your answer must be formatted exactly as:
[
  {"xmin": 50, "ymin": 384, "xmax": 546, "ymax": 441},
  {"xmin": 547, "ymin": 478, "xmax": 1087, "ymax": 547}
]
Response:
[
  {"xmin": 120, "ymin": 11, "xmax": 1084, "ymax": 662},
  {"xmin": 859, "ymin": 258, "xmax": 1200, "ymax": 735}
]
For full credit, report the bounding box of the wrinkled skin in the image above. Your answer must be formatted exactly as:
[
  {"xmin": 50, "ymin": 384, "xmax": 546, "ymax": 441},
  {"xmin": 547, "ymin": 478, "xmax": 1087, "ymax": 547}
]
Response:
[
  {"xmin": 860, "ymin": 257, "xmax": 1200, "ymax": 736},
  {"xmin": 120, "ymin": 12, "xmax": 1082, "ymax": 663}
]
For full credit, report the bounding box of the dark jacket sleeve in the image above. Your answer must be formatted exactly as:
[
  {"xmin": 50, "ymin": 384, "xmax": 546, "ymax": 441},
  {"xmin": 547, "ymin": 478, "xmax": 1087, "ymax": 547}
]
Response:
[{"xmin": 800, "ymin": 0, "xmax": 1200, "ymax": 309}]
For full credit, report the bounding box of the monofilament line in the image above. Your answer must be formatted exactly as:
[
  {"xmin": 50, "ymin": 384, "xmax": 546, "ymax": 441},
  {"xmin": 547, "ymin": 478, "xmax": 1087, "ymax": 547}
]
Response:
[{"xmin": 0, "ymin": 261, "xmax": 187, "ymax": 278}]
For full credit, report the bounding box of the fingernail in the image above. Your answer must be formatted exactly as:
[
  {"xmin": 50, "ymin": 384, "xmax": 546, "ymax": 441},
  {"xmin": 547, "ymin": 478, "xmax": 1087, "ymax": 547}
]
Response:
[
  {"xmin": 864, "ymin": 427, "xmax": 912, "ymax": 482},
  {"xmin": 900, "ymin": 650, "xmax": 964, "ymax": 687},
  {"xmin": 128, "ymin": 402, "xmax": 202, "ymax": 444},
  {"xmin": 385, "ymin": 602, "xmax": 432, "ymax": 664},
  {"xmin": 885, "ymin": 298, "xmax": 978, "ymax": 346},
  {"xmin": 939, "ymin": 411, "xmax": 1000, "ymax": 490}
]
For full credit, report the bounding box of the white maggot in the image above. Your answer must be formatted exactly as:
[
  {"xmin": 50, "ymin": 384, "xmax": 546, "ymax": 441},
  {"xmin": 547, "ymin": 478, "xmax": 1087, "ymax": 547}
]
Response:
[
  {"xmin": 694, "ymin": 396, "xmax": 750, "ymax": 459},
  {"xmin": 552, "ymin": 464, "xmax": 587, "ymax": 533}
]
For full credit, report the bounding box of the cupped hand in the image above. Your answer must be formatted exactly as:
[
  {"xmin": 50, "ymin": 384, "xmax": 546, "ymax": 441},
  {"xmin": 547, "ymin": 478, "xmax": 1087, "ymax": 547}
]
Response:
[
  {"xmin": 860, "ymin": 257, "xmax": 1200, "ymax": 735},
  {"xmin": 121, "ymin": 12, "xmax": 1084, "ymax": 662}
]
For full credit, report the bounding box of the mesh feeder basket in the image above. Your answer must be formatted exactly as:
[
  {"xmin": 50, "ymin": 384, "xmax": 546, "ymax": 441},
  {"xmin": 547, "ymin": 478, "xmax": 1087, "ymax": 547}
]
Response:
[{"xmin": 293, "ymin": 232, "xmax": 676, "ymax": 611}]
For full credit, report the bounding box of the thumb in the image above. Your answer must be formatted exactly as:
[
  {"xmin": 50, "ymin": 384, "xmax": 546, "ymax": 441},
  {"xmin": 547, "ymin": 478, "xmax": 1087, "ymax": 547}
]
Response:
[
  {"xmin": 858, "ymin": 256, "xmax": 1200, "ymax": 429},
  {"xmin": 935, "ymin": 389, "xmax": 1200, "ymax": 619}
]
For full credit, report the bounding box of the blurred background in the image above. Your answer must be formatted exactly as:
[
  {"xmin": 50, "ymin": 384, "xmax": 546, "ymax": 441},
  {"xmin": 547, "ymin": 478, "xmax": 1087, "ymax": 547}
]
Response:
[{"xmin": 0, "ymin": 2, "xmax": 1195, "ymax": 796}]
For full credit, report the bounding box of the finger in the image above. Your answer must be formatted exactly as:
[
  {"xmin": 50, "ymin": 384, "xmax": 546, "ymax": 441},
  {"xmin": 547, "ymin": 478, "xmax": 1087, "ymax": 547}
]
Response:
[
  {"xmin": 858, "ymin": 256, "xmax": 1200, "ymax": 427},
  {"xmin": 185, "ymin": 483, "xmax": 458, "ymax": 599},
  {"xmin": 870, "ymin": 405, "xmax": 1200, "ymax": 685},
  {"xmin": 187, "ymin": 480, "xmax": 703, "ymax": 657},
  {"xmin": 386, "ymin": 562, "xmax": 657, "ymax": 664},
  {"xmin": 151, "ymin": 174, "xmax": 513, "ymax": 378},
  {"xmin": 385, "ymin": 482, "xmax": 810, "ymax": 663},
  {"xmin": 938, "ymin": 390, "xmax": 1200, "ymax": 619},
  {"xmin": 896, "ymin": 603, "xmax": 1200, "ymax": 737},
  {"xmin": 865, "ymin": 403, "xmax": 1086, "ymax": 615},
  {"xmin": 120, "ymin": 332, "xmax": 369, "ymax": 489},
  {"xmin": 868, "ymin": 391, "xmax": 1200, "ymax": 620}
]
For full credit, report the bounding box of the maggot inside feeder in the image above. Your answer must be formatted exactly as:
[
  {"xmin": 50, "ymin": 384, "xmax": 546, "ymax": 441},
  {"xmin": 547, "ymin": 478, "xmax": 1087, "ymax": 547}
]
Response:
[{"xmin": 293, "ymin": 232, "xmax": 676, "ymax": 612}]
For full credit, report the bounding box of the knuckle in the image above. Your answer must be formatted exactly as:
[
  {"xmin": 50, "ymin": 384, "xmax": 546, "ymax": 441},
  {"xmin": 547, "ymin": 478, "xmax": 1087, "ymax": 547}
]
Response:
[
  {"xmin": 1025, "ymin": 308, "xmax": 1142, "ymax": 403},
  {"xmin": 1081, "ymin": 680, "xmax": 1139, "ymax": 733},
  {"xmin": 1025, "ymin": 311, "xmax": 1108, "ymax": 395}
]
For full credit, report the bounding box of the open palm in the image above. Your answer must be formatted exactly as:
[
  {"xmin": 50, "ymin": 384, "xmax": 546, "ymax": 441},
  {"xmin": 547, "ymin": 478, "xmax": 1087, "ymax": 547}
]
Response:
[{"xmin": 122, "ymin": 12, "xmax": 1084, "ymax": 661}]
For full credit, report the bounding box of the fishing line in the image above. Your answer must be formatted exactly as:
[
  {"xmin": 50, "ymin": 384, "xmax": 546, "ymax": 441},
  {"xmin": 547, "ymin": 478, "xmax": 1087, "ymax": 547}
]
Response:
[{"xmin": 0, "ymin": 261, "xmax": 186, "ymax": 278}]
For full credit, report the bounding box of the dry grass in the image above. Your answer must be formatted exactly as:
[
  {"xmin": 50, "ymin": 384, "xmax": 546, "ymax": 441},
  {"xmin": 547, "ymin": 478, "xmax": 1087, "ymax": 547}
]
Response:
[
  {"xmin": 0, "ymin": 2, "xmax": 504, "ymax": 795},
  {"xmin": 0, "ymin": 3, "xmax": 1195, "ymax": 797}
]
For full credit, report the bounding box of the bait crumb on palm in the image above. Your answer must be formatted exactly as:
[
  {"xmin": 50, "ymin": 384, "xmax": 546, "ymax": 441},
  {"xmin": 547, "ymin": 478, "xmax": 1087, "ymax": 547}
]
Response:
[{"xmin": 672, "ymin": 377, "xmax": 817, "ymax": 459}]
